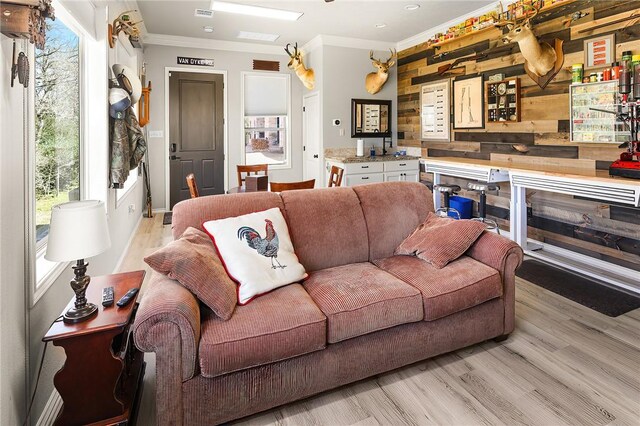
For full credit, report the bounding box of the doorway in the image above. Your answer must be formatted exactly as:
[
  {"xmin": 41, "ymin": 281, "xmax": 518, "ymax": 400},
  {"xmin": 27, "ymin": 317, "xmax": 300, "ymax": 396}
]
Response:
[
  {"xmin": 165, "ymin": 69, "xmax": 227, "ymax": 210},
  {"xmin": 303, "ymin": 92, "xmax": 321, "ymax": 185}
]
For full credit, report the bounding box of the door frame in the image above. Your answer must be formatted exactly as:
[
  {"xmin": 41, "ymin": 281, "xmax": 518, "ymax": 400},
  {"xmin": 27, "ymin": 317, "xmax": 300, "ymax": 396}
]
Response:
[
  {"xmin": 303, "ymin": 91, "xmax": 323, "ymax": 186},
  {"xmin": 164, "ymin": 67, "xmax": 228, "ymax": 211}
]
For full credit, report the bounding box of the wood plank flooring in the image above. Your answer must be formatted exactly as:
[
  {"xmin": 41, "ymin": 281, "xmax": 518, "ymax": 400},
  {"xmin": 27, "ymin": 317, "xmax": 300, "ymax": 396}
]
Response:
[{"xmin": 124, "ymin": 215, "xmax": 640, "ymax": 426}]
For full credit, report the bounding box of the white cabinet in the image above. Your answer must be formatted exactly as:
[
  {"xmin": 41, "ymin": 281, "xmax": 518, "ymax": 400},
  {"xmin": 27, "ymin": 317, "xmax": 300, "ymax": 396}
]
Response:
[{"xmin": 326, "ymin": 159, "xmax": 419, "ymax": 187}]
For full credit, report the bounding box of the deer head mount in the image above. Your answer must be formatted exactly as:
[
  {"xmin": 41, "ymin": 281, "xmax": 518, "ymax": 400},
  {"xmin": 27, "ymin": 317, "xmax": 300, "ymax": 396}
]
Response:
[
  {"xmin": 495, "ymin": 1, "xmax": 564, "ymax": 88},
  {"xmin": 365, "ymin": 49, "xmax": 397, "ymax": 95},
  {"xmin": 284, "ymin": 42, "xmax": 315, "ymax": 90}
]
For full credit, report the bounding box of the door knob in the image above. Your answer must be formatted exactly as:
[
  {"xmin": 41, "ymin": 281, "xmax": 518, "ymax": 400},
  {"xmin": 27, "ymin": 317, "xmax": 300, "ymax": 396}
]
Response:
[
  {"xmin": 170, "ymin": 155, "xmax": 181, "ymax": 160},
  {"xmin": 313, "ymin": 154, "xmax": 319, "ymax": 158}
]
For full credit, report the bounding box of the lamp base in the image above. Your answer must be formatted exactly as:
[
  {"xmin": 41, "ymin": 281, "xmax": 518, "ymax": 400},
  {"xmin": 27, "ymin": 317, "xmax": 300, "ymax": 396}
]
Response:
[{"xmin": 63, "ymin": 302, "xmax": 98, "ymax": 324}]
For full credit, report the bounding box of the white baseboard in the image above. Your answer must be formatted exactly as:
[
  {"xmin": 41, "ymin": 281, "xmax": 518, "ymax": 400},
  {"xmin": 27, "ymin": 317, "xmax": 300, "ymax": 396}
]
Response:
[
  {"xmin": 113, "ymin": 214, "xmax": 143, "ymax": 274},
  {"xmin": 36, "ymin": 390, "xmax": 62, "ymax": 426}
]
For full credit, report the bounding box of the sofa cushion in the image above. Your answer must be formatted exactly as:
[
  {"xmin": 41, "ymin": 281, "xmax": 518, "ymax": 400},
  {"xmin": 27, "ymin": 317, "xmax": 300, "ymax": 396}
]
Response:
[
  {"xmin": 373, "ymin": 255, "xmax": 502, "ymax": 321},
  {"xmin": 203, "ymin": 208, "xmax": 307, "ymax": 305},
  {"xmin": 199, "ymin": 284, "xmax": 326, "ymax": 378},
  {"xmin": 281, "ymin": 187, "xmax": 370, "ymax": 272},
  {"xmin": 303, "ymin": 262, "xmax": 423, "ymax": 343},
  {"xmin": 143, "ymin": 227, "xmax": 236, "ymax": 320},
  {"xmin": 352, "ymin": 182, "xmax": 433, "ymax": 261},
  {"xmin": 395, "ymin": 213, "xmax": 486, "ymax": 269}
]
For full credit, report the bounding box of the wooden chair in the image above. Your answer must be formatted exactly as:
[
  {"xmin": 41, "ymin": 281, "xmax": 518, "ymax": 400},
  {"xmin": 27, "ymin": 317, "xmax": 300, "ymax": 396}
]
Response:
[
  {"xmin": 270, "ymin": 179, "xmax": 315, "ymax": 192},
  {"xmin": 237, "ymin": 164, "xmax": 268, "ymax": 187},
  {"xmin": 328, "ymin": 165, "xmax": 344, "ymax": 187},
  {"xmin": 186, "ymin": 173, "xmax": 199, "ymax": 198}
]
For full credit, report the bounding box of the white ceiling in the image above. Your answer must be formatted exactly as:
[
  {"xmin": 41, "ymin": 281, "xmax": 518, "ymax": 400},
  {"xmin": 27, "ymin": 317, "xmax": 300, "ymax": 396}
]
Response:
[{"xmin": 136, "ymin": 0, "xmax": 493, "ymax": 48}]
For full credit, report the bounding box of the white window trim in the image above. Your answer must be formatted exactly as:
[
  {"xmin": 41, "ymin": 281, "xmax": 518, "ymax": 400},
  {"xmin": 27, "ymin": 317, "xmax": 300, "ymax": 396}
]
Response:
[
  {"xmin": 240, "ymin": 71, "xmax": 292, "ymax": 170},
  {"xmin": 28, "ymin": 2, "xmax": 88, "ymax": 306}
]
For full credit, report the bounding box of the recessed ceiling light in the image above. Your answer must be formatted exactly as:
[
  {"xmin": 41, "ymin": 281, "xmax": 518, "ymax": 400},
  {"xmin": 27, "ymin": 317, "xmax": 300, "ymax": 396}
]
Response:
[
  {"xmin": 375, "ymin": 23, "xmax": 387, "ymax": 29},
  {"xmin": 237, "ymin": 31, "xmax": 280, "ymax": 42},
  {"xmin": 210, "ymin": 1, "xmax": 303, "ymax": 21},
  {"xmin": 405, "ymin": 4, "xmax": 420, "ymax": 11},
  {"xmin": 203, "ymin": 26, "xmax": 214, "ymax": 33}
]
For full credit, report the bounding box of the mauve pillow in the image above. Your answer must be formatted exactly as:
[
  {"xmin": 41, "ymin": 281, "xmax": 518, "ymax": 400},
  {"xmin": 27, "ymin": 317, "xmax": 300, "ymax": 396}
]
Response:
[
  {"xmin": 395, "ymin": 212, "xmax": 487, "ymax": 269},
  {"xmin": 144, "ymin": 227, "xmax": 237, "ymax": 320}
]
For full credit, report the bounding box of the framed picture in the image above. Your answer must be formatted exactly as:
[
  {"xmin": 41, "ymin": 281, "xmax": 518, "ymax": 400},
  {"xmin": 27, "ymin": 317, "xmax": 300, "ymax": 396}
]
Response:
[
  {"xmin": 584, "ymin": 34, "xmax": 615, "ymax": 70},
  {"xmin": 453, "ymin": 75, "xmax": 484, "ymax": 129},
  {"xmin": 420, "ymin": 79, "xmax": 450, "ymax": 141}
]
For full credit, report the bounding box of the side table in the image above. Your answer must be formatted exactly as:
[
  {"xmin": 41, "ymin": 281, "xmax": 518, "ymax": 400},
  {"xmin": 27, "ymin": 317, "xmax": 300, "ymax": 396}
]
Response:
[{"xmin": 43, "ymin": 270, "xmax": 146, "ymax": 425}]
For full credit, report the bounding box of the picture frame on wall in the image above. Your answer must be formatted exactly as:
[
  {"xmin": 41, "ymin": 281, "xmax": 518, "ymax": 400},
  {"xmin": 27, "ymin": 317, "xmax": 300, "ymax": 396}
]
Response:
[
  {"xmin": 584, "ymin": 34, "xmax": 615, "ymax": 70},
  {"xmin": 420, "ymin": 79, "xmax": 450, "ymax": 141},
  {"xmin": 453, "ymin": 75, "xmax": 484, "ymax": 129}
]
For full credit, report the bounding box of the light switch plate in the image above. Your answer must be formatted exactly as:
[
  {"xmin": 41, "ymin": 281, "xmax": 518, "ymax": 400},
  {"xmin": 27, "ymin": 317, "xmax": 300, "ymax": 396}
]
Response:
[{"xmin": 148, "ymin": 130, "xmax": 163, "ymax": 138}]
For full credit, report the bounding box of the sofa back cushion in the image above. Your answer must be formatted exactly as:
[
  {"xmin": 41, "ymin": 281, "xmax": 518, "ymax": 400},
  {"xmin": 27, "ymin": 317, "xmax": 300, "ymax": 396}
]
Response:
[
  {"xmin": 281, "ymin": 187, "xmax": 369, "ymax": 272},
  {"xmin": 171, "ymin": 192, "xmax": 284, "ymax": 239},
  {"xmin": 353, "ymin": 182, "xmax": 433, "ymax": 261}
]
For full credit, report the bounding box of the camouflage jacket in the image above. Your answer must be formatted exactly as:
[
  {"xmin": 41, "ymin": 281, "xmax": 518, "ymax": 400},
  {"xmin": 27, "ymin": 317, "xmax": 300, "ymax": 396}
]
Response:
[{"xmin": 109, "ymin": 106, "xmax": 147, "ymax": 188}]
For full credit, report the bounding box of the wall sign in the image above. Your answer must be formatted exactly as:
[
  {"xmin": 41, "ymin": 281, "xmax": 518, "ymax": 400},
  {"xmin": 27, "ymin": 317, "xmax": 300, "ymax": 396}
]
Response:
[
  {"xmin": 421, "ymin": 79, "xmax": 450, "ymax": 141},
  {"xmin": 453, "ymin": 75, "xmax": 484, "ymax": 129},
  {"xmin": 583, "ymin": 34, "xmax": 615, "ymax": 70},
  {"xmin": 177, "ymin": 56, "xmax": 215, "ymax": 67}
]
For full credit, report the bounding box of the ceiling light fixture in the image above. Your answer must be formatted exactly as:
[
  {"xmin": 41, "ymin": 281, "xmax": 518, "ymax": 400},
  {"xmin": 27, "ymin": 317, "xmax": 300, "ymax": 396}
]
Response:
[
  {"xmin": 405, "ymin": 4, "xmax": 420, "ymax": 11},
  {"xmin": 375, "ymin": 23, "xmax": 387, "ymax": 28},
  {"xmin": 238, "ymin": 31, "xmax": 280, "ymax": 42},
  {"xmin": 203, "ymin": 26, "xmax": 214, "ymax": 33},
  {"xmin": 210, "ymin": 1, "xmax": 303, "ymax": 21}
]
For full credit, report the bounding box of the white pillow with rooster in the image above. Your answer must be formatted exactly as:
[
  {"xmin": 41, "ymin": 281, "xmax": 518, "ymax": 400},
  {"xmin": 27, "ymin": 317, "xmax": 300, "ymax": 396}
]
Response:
[{"xmin": 203, "ymin": 208, "xmax": 307, "ymax": 304}]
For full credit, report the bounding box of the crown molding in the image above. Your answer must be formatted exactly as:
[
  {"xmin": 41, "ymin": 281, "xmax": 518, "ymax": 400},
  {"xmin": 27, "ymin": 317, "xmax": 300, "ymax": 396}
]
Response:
[
  {"xmin": 301, "ymin": 34, "xmax": 398, "ymax": 55},
  {"xmin": 142, "ymin": 33, "xmax": 288, "ymax": 55},
  {"xmin": 397, "ymin": 1, "xmax": 500, "ymax": 52}
]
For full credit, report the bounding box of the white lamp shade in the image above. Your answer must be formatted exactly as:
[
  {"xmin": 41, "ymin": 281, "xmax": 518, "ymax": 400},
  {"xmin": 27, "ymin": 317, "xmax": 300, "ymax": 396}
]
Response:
[{"xmin": 45, "ymin": 200, "xmax": 112, "ymax": 262}]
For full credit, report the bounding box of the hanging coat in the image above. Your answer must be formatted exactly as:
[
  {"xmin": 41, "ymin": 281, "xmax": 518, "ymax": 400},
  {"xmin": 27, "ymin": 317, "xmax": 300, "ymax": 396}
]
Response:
[{"xmin": 110, "ymin": 106, "xmax": 147, "ymax": 188}]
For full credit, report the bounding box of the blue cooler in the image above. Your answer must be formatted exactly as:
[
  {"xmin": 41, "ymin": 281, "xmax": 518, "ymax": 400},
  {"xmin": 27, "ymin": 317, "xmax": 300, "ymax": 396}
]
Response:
[{"xmin": 448, "ymin": 196, "xmax": 473, "ymax": 219}]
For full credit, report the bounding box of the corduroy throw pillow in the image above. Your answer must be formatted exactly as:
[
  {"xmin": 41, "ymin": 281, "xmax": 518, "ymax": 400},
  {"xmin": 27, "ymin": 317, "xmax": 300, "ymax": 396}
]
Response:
[
  {"xmin": 395, "ymin": 212, "xmax": 486, "ymax": 269},
  {"xmin": 144, "ymin": 227, "xmax": 237, "ymax": 320}
]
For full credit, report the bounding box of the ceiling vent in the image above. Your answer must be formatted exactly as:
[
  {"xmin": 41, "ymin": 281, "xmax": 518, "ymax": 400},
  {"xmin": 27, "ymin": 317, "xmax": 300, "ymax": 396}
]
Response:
[{"xmin": 194, "ymin": 9, "xmax": 214, "ymax": 18}]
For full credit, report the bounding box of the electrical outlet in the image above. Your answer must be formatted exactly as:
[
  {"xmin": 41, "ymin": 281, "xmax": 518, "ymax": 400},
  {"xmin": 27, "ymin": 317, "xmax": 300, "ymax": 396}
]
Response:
[
  {"xmin": 149, "ymin": 130, "xmax": 163, "ymax": 138},
  {"xmin": 128, "ymin": 204, "xmax": 136, "ymax": 214}
]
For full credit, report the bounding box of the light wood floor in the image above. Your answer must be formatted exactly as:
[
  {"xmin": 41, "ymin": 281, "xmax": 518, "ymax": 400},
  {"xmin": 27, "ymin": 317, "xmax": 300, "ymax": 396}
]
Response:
[{"xmin": 122, "ymin": 215, "xmax": 640, "ymax": 426}]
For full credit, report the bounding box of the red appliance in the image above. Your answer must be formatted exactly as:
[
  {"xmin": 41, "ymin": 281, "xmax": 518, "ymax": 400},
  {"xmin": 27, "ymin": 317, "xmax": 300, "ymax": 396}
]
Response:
[{"xmin": 609, "ymin": 141, "xmax": 640, "ymax": 179}]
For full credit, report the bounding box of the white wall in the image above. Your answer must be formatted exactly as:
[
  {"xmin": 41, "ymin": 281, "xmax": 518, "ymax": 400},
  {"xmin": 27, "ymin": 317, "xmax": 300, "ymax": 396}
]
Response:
[
  {"xmin": 0, "ymin": 1, "xmax": 145, "ymax": 423},
  {"xmin": 143, "ymin": 45, "xmax": 304, "ymax": 209},
  {"xmin": 321, "ymin": 45, "xmax": 398, "ymax": 152}
]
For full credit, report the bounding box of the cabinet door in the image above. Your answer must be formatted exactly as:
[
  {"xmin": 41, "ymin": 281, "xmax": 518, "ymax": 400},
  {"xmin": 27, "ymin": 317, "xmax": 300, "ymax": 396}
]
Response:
[
  {"xmin": 384, "ymin": 172, "xmax": 403, "ymax": 182},
  {"xmin": 403, "ymin": 171, "xmax": 420, "ymax": 182},
  {"xmin": 344, "ymin": 173, "xmax": 384, "ymax": 186}
]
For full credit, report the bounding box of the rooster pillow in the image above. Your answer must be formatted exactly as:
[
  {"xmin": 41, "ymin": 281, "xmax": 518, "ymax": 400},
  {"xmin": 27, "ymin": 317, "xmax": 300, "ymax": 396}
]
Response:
[{"xmin": 203, "ymin": 207, "xmax": 307, "ymax": 304}]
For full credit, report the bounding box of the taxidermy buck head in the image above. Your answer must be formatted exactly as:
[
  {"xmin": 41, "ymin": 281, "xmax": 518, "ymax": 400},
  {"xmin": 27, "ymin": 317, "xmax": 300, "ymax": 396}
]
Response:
[
  {"xmin": 495, "ymin": 2, "xmax": 557, "ymax": 77},
  {"xmin": 284, "ymin": 42, "xmax": 315, "ymax": 90},
  {"xmin": 365, "ymin": 49, "xmax": 397, "ymax": 95}
]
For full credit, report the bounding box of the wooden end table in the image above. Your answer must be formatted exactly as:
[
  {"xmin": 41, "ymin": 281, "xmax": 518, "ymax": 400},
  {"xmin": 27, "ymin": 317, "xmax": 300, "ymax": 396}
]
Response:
[{"xmin": 43, "ymin": 270, "xmax": 146, "ymax": 425}]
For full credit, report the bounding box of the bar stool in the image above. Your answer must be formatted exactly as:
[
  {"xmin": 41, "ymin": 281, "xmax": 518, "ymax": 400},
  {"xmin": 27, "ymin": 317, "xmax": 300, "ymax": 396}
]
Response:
[
  {"xmin": 467, "ymin": 182, "xmax": 500, "ymax": 234},
  {"xmin": 434, "ymin": 184, "xmax": 462, "ymax": 220}
]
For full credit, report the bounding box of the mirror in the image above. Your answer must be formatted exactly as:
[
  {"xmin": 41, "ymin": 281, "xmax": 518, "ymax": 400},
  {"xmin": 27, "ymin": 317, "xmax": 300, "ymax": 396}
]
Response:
[{"xmin": 351, "ymin": 99, "xmax": 392, "ymax": 138}]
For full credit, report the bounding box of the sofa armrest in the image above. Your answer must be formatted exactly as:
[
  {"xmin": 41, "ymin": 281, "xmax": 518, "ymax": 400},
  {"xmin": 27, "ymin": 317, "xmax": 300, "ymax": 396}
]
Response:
[
  {"xmin": 466, "ymin": 231, "xmax": 523, "ymax": 335},
  {"xmin": 133, "ymin": 272, "xmax": 201, "ymax": 381}
]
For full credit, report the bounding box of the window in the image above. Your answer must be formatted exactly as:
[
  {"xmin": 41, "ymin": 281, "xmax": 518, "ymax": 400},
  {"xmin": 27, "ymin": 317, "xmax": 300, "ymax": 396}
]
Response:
[
  {"xmin": 30, "ymin": 10, "xmax": 83, "ymax": 298},
  {"xmin": 242, "ymin": 73, "xmax": 291, "ymax": 168}
]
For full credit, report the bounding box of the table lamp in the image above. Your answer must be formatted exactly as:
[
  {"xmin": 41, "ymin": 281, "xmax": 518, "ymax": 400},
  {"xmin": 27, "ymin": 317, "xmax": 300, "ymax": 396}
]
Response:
[{"xmin": 45, "ymin": 200, "xmax": 111, "ymax": 323}]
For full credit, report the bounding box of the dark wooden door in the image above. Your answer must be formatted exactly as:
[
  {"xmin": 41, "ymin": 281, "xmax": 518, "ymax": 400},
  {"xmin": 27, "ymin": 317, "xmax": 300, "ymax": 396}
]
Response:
[{"xmin": 169, "ymin": 71, "xmax": 224, "ymax": 209}]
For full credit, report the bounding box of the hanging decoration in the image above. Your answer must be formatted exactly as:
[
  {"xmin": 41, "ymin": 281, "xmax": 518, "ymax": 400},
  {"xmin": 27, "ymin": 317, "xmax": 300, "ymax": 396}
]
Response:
[{"xmin": 0, "ymin": 0, "xmax": 55, "ymax": 49}]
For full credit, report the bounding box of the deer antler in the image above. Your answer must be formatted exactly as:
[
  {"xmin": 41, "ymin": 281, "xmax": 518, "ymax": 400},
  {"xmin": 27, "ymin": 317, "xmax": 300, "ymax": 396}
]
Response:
[
  {"xmin": 293, "ymin": 42, "xmax": 299, "ymax": 56},
  {"xmin": 284, "ymin": 43, "xmax": 292, "ymax": 56},
  {"xmin": 387, "ymin": 48, "xmax": 397, "ymax": 62},
  {"xmin": 524, "ymin": 0, "xmax": 541, "ymax": 23},
  {"xmin": 495, "ymin": 1, "xmax": 517, "ymax": 27}
]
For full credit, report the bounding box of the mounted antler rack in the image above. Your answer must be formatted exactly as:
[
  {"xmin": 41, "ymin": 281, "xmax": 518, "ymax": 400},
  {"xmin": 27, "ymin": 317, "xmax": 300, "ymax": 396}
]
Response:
[{"xmin": 108, "ymin": 10, "xmax": 143, "ymax": 49}]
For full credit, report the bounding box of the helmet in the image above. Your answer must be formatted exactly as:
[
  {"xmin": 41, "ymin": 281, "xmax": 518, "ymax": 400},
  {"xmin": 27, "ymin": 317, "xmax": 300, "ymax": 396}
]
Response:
[{"xmin": 109, "ymin": 87, "xmax": 131, "ymax": 119}]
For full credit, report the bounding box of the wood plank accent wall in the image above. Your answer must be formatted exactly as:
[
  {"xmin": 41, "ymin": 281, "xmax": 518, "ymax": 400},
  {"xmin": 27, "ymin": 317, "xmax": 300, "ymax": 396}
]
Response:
[{"xmin": 399, "ymin": 0, "xmax": 640, "ymax": 267}]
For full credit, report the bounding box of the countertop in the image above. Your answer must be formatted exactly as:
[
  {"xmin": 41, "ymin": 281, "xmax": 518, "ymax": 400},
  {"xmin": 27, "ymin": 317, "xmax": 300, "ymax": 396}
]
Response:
[{"xmin": 325, "ymin": 154, "xmax": 421, "ymax": 163}]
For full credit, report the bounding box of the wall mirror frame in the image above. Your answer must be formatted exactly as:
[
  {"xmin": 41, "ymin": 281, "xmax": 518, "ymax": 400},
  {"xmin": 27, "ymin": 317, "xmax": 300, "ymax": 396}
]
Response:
[{"xmin": 351, "ymin": 99, "xmax": 392, "ymax": 138}]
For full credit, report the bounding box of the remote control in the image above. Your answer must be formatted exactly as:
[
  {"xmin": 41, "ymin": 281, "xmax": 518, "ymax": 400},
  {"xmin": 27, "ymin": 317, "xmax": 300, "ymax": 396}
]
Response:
[
  {"xmin": 116, "ymin": 288, "xmax": 139, "ymax": 307},
  {"xmin": 102, "ymin": 286, "xmax": 114, "ymax": 307}
]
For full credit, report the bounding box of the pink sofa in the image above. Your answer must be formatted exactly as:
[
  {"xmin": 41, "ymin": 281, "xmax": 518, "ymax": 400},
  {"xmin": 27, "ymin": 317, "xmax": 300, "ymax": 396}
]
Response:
[{"xmin": 133, "ymin": 182, "xmax": 523, "ymax": 425}]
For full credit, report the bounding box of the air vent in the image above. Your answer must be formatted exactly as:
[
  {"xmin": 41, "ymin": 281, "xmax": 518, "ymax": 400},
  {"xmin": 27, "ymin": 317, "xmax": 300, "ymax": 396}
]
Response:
[
  {"xmin": 253, "ymin": 60, "xmax": 280, "ymax": 72},
  {"xmin": 194, "ymin": 9, "xmax": 214, "ymax": 18}
]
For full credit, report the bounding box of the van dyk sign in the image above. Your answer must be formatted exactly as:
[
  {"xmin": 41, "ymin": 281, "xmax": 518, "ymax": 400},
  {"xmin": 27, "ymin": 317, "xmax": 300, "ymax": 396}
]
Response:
[{"xmin": 177, "ymin": 56, "xmax": 215, "ymax": 67}]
